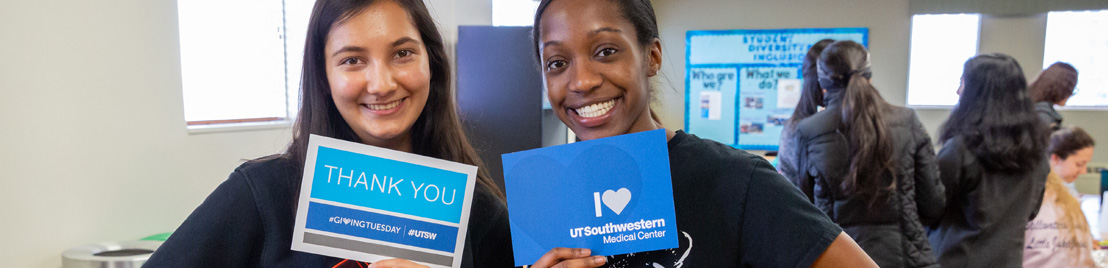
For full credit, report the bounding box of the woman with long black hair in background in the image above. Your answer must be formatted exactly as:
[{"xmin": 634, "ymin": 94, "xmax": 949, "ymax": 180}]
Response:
[
  {"xmin": 790, "ymin": 40, "xmax": 945, "ymax": 267},
  {"xmin": 778, "ymin": 38, "xmax": 833, "ymax": 198},
  {"xmin": 929, "ymin": 53, "xmax": 1050, "ymax": 267}
]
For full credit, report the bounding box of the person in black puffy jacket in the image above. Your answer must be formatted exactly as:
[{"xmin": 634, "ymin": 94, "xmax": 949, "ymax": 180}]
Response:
[
  {"xmin": 778, "ymin": 38, "xmax": 834, "ymax": 199},
  {"xmin": 790, "ymin": 40, "xmax": 946, "ymax": 268},
  {"xmin": 929, "ymin": 53, "xmax": 1049, "ymax": 268}
]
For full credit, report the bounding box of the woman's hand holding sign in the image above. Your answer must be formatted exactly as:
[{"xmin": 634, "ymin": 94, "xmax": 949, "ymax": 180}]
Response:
[
  {"xmin": 531, "ymin": 248, "xmax": 606, "ymax": 268},
  {"xmin": 367, "ymin": 259, "xmax": 429, "ymax": 268}
]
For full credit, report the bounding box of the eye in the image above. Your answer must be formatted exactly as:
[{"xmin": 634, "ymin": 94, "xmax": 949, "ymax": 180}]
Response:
[
  {"xmin": 596, "ymin": 47, "xmax": 617, "ymax": 57},
  {"xmin": 395, "ymin": 49, "xmax": 415, "ymax": 59},
  {"xmin": 546, "ymin": 60, "xmax": 567, "ymax": 71},
  {"xmin": 339, "ymin": 57, "xmax": 362, "ymax": 66}
]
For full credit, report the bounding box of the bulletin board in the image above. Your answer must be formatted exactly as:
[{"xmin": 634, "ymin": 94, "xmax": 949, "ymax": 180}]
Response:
[{"xmin": 685, "ymin": 28, "xmax": 868, "ymax": 151}]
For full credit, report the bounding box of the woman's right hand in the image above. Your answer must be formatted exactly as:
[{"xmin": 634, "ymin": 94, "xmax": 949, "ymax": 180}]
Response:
[{"xmin": 530, "ymin": 247, "xmax": 607, "ymax": 268}]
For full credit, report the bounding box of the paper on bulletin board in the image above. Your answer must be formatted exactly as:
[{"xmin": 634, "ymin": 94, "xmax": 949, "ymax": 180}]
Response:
[
  {"xmin": 291, "ymin": 135, "xmax": 478, "ymax": 268},
  {"xmin": 501, "ymin": 129, "xmax": 679, "ymax": 267},
  {"xmin": 776, "ymin": 78, "xmax": 802, "ymax": 109},
  {"xmin": 684, "ymin": 28, "xmax": 868, "ymax": 151},
  {"xmin": 699, "ymin": 91, "xmax": 722, "ymax": 120}
]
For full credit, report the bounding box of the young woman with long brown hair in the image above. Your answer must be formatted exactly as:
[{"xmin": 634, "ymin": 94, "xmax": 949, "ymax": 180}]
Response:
[
  {"xmin": 1029, "ymin": 62, "xmax": 1078, "ymax": 131},
  {"xmin": 144, "ymin": 0, "xmax": 513, "ymax": 267},
  {"xmin": 778, "ymin": 38, "xmax": 834, "ymax": 197},
  {"xmin": 790, "ymin": 40, "xmax": 945, "ymax": 267}
]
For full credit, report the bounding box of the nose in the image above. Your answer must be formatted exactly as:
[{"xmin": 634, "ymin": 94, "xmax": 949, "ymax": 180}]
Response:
[
  {"xmin": 568, "ymin": 60, "xmax": 602, "ymax": 94},
  {"xmin": 364, "ymin": 61, "xmax": 398, "ymax": 96}
]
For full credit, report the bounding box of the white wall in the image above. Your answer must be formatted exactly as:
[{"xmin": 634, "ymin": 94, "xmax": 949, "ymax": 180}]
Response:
[
  {"xmin": 651, "ymin": 0, "xmax": 1108, "ymax": 192},
  {"xmin": 0, "ymin": 1, "xmax": 292, "ymax": 267}
]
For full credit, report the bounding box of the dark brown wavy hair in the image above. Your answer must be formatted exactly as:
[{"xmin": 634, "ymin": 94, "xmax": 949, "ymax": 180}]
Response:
[
  {"xmin": 818, "ymin": 40, "xmax": 898, "ymax": 197},
  {"xmin": 1048, "ymin": 126, "xmax": 1096, "ymax": 160},
  {"xmin": 284, "ymin": 0, "xmax": 503, "ymax": 200},
  {"xmin": 1029, "ymin": 62, "xmax": 1078, "ymax": 104}
]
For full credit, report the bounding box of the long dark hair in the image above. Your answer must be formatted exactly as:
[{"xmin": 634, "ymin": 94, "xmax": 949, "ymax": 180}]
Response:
[
  {"xmin": 818, "ymin": 40, "xmax": 897, "ymax": 196},
  {"xmin": 532, "ymin": 0, "xmax": 664, "ymax": 124},
  {"xmin": 1029, "ymin": 62, "xmax": 1078, "ymax": 104},
  {"xmin": 940, "ymin": 53, "xmax": 1046, "ymax": 173},
  {"xmin": 784, "ymin": 39, "xmax": 835, "ymax": 133},
  {"xmin": 285, "ymin": 0, "xmax": 503, "ymax": 199}
]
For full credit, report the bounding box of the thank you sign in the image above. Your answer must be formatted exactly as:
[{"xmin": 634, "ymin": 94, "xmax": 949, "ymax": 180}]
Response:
[
  {"xmin": 292, "ymin": 135, "xmax": 477, "ymax": 268},
  {"xmin": 502, "ymin": 129, "xmax": 678, "ymax": 266}
]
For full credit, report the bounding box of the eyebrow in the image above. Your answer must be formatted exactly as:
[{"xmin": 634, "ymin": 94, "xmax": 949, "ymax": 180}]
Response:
[
  {"xmin": 588, "ymin": 27, "xmax": 622, "ymax": 37},
  {"xmin": 391, "ymin": 37, "xmax": 419, "ymax": 47},
  {"xmin": 541, "ymin": 27, "xmax": 623, "ymax": 50},
  {"xmin": 541, "ymin": 40, "xmax": 562, "ymax": 49},
  {"xmin": 329, "ymin": 37, "xmax": 421, "ymax": 57},
  {"xmin": 330, "ymin": 46, "xmax": 365, "ymax": 58}
]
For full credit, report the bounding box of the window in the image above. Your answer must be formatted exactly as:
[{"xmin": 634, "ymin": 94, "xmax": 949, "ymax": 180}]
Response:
[
  {"xmin": 906, "ymin": 14, "xmax": 981, "ymax": 107},
  {"xmin": 1043, "ymin": 10, "xmax": 1108, "ymax": 107},
  {"xmin": 492, "ymin": 0, "xmax": 540, "ymax": 26},
  {"xmin": 176, "ymin": 0, "xmax": 314, "ymax": 129}
]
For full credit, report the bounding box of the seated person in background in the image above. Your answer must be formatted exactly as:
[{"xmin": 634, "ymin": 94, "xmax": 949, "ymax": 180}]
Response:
[{"xmin": 1024, "ymin": 126, "xmax": 1097, "ymax": 268}]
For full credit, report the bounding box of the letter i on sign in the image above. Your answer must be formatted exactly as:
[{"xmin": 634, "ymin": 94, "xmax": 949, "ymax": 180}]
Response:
[{"xmin": 594, "ymin": 192, "xmax": 602, "ymax": 217}]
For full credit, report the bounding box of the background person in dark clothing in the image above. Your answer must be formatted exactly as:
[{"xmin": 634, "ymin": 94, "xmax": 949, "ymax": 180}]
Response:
[
  {"xmin": 929, "ymin": 53, "xmax": 1050, "ymax": 268},
  {"xmin": 143, "ymin": 0, "xmax": 514, "ymax": 267},
  {"xmin": 779, "ymin": 38, "xmax": 834, "ymax": 200},
  {"xmin": 1029, "ymin": 62, "xmax": 1078, "ymax": 131},
  {"xmin": 790, "ymin": 40, "xmax": 945, "ymax": 268}
]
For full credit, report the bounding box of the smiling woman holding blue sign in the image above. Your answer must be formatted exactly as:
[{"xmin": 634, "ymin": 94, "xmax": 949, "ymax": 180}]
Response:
[
  {"xmin": 527, "ymin": 0, "xmax": 876, "ymax": 267},
  {"xmin": 145, "ymin": 0, "xmax": 513, "ymax": 267}
]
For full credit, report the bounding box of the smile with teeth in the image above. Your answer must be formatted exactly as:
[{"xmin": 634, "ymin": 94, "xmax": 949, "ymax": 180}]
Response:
[
  {"xmin": 573, "ymin": 99, "xmax": 616, "ymax": 118},
  {"xmin": 366, "ymin": 98, "xmax": 403, "ymax": 111}
]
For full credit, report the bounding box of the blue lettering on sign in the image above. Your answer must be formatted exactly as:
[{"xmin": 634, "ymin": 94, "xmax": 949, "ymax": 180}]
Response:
[
  {"xmin": 311, "ymin": 146, "xmax": 468, "ymax": 223},
  {"xmin": 306, "ymin": 202, "xmax": 459, "ymax": 253}
]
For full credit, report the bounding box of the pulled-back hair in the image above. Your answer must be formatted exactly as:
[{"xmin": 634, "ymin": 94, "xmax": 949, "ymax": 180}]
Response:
[
  {"xmin": 285, "ymin": 0, "xmax": 503, "ymax": 199},
  {"xmin": 1049, "ymin": 126, "xmax": 1096, "ymax": 159},
  {"xmin": 817, "ymin": 40, "xmax": 897, "ymax": 196},
  {"xmin": 940, "ymin": 54, "xmax": 1046, "ymax": 173},
  {"xmin": 1029, "ymin": 62, "xmax": 1078, "ymax": 104},
  {"xmin": 784, "ymin": 39, "xmax": 835, "ymax": 134}
]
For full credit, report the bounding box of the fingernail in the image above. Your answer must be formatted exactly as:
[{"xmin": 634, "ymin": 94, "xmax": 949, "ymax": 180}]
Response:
[
  {"xmin": 580, "ymin": 248, "xmax": 591, "ymax": 256},
  {"xmin": 594, "ymin": 256, "xmax": 606, "ymax": 264}
]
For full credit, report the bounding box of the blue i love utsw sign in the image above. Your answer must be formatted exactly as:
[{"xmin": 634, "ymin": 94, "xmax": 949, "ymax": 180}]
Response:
[
  {"xmin": 502, "ymin": 129, "xmax": 679, "ymax": 267},
  {"xmin": 292, "ymin": 135, "xmax": 478, "ymax": 268}
]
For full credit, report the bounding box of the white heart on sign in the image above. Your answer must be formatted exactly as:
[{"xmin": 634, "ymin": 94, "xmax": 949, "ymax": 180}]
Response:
[
  {"xmin": 343, "ymin": 218, "xmax": 350, "ymax": 225},
  {"xmin": 602, "ymin": 188, "xmax": 632, "ymax": 215}
]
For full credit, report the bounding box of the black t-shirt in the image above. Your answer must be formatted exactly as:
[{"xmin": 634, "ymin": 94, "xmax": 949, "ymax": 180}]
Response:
[
  {"xmin": 602, "ymin": 131, "xmax": 842, "ymax": 268},
  {"xmin": 143, "ymin": 156, "xmax": 515, "ymax": 268}
]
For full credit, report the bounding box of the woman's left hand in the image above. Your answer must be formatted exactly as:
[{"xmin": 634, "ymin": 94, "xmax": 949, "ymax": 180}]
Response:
[{"xmin": 367, "ymin": 259, "xmax": 429, "ymax": 268}]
